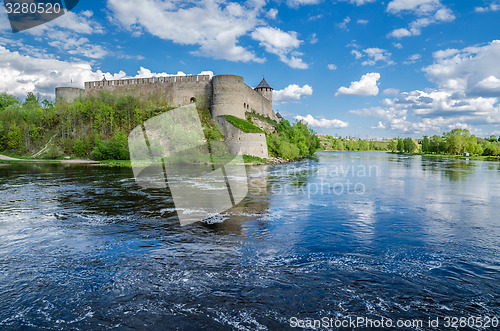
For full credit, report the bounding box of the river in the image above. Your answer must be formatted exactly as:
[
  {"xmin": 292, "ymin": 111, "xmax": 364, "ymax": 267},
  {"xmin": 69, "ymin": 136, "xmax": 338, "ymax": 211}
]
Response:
[{"xmin": 0, "ymin": 152, "xmax": 499, "ymax": 330}]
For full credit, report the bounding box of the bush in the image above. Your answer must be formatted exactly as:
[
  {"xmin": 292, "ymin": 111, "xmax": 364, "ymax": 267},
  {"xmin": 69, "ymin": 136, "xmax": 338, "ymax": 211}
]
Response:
[
  {"xmin": 44, "ymin": 145, "xmax": 62, "ymax": 159},
  {"xmin": 91, "ymin": 133, "xmax": 129, "ymax": 160}
]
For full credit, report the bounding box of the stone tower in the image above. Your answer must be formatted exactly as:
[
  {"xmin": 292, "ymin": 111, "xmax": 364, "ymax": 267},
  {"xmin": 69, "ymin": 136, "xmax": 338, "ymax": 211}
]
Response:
[{"xmin": 254, "ymin": 77, "xmax": 273, "ymax": 103}]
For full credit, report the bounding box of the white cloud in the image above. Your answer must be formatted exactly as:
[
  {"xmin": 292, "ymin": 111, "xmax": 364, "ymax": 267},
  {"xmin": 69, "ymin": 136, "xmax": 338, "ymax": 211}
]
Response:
[
  {"xmin": 357, "ymin": 19, "xmax": 369, "ymax": 24},
  {"xmin": 47, "ymin": 33, "xmax": 108, "ymax": 59},
  {"xmin": 474, "ymin": 76, "xmax": 500, "ymax": 92},
  {"xmin": 287, "ymin": 0, "xmax": 321, "ymax": 7},
  {"xmin": 27, "ymin": 10, "xmax": 104, "ymax": 36},
  {"xmin": 336, "ymin": 73, "xmax": 381, "ymax": 97},
  {"xmin": 274, "ymin": 84, "xmax": 313, "ymax": 102},
  {"xmin": 0, "ymin": 46, "xmax": 119, "ymax": 97},
  {"xmin": 404, "ymin": 53, "xmax": 421, "ymax": 64},
  {"xmin": 424, "ymin": 40, "xmax": 500, "ymax": 96},
  {"xmin": 393, "ymin": 42, "xmax": 403, "ymax": 49},
  {"xmin": 349, "ymin": 41, "xmax": 500, "ymax": 134},
  {"xmin": 475, "ymin": 3, "xmax": 500, "ymax": 13},
  {"xmin": 267, "ymin": 8, "xmax": 278, "ymax": 19},
  {"xmin": 8, "ymin": 10, "xmax": 109, "ymax": 60},
  {"xmin": 389, "ymin": 28, "xmax": 412, "ymax": 38},
  {"xmin": 327, "ymin": 64, "xmax": 337, "ymax": 70},
  {"xmin": 383, "ymin": 88, "xmax": 400, "ymax": 96},
  {"xmin": 340, "ymin": 0, "xmax": 376, "ymax": 5},
  {"xmin": 351, "ymin": 47, "xmax": 395, "ymax": 66},
  {"xmin": 387, "ymin": 0, "xmax": 455, "ymax": 38},
  {"xmin": 372, "ymin": 121, "xmax": 386, "ymax": 129},
  {"xmin": 133, "ymin": 67, "xmax": 214, "ymax": 79},
  {"xmin": 338, "ymin": 17, "xmax": 351, "ymax": 30},
  {"xmin": 108, "ymin": 0, "xmax": 265, "ymax": 63},
  {"xmin": 294, "ymin": 114, "xmax": 348, "ymax": 128},
  {"xmin": 0, "ymin": 45, "xmax": 212, "ymax": 98},
  {"xmin": 351, "ymin": 49, "xmax": 363, "ymax": 59},
  {"xmin": 251, "ymin": 26, "xmax": 308, "ymax": 69},
  {"xmin": 309, "ymin": 33, "xmax": 318, "ymax": 44}
]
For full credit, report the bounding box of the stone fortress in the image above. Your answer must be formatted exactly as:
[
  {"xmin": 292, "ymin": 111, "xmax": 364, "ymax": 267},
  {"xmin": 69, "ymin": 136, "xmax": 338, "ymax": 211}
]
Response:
[{"xmin": 55, "ymin": 74, "xmax": 281, "ymax": 158}]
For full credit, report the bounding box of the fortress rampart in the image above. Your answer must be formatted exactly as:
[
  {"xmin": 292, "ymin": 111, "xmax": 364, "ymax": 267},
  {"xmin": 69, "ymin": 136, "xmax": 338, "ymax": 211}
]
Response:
[
  {"xmin": 55, "ymin": 74, "xmax": 277, "ymax": 122},
  {"xmin": 55, "ymin": 74, "xmax": 277, "ymax": 158}
]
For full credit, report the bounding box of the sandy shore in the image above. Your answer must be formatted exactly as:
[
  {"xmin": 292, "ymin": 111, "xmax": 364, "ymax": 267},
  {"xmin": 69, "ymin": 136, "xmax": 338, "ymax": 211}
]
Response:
[{"xmin": 0, "ymin": 154, "xmax": 21, "ymax": 161}]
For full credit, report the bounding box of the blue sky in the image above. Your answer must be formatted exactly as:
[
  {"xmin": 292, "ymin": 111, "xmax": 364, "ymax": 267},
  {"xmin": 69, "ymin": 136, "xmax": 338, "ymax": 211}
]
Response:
[{"xmin": 1, "ymin": 0, "xmax": 500, "ymax": 138}]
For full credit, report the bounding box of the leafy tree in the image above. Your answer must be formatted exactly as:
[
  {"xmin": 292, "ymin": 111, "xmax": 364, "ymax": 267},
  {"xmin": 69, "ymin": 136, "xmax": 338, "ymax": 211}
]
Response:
[
  {"xmin": 7, "ymin": 124, "xmax": 23, "ymax": 150},
  {"xmin": 403, "ymin": 137, "xmax": 418, "ymax": 153},
  {"xmin": 0, "ymin": 93, "xmax": 19, "ymax": 110},
  {"xmin": 422, "ymin": 136, "xmax": 430, "ymax": 153},
  {"xmin": 397, "ymin": 138, "xmax": 404, "ymax": 152}
]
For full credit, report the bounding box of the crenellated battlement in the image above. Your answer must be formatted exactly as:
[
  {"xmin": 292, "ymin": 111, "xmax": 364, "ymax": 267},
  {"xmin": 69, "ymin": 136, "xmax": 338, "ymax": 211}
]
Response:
[
  {"xmin": 57, "ymin": 73, "xmax": 277, "ymax": 123},
  {"xmin": 84, "ymin": 75, "xmax": 211, "ymax": 90}
]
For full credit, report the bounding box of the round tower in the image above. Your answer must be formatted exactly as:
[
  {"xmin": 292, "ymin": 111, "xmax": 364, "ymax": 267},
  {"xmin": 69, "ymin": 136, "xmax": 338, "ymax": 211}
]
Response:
[
  {"xmin": 211, "ymin": 75, "xmax": 246, "ymax": 118},
  {"xmin": 55, "ymin": 87, "xmax": 84, "ymax": 104},
  {"xmin": 254, "ymin": 77, "xmax": 273, "ymax": 103}
]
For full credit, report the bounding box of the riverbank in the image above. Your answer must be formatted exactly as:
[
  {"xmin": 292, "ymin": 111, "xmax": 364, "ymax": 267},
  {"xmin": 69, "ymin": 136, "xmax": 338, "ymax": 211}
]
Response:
[
  {"xmin": 0, "ymin": 153, "xmax": 292, "ymax": 167},
  {"xmin": 0, "ymin": 154, "xmax": 100, "ymax": 164},
  {"xmin": 390, "ymin": 151, "xmax": 500, "ymax": 161}
]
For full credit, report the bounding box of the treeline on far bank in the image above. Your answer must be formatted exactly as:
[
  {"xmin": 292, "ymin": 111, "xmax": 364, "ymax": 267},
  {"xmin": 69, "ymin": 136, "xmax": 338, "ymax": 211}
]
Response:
[
  {"xmin": 320, "ymin": 129, "xmax": 500, "ymax": 157},
  {"xmin": 0, "ymin": 92, "xmax": 320, "ymax": 161}
]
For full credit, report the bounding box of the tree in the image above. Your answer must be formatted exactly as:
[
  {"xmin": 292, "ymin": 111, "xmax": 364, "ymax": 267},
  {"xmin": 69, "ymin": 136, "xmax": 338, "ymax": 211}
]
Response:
[
  {"xmin": 397, "ymin": 138, "xmax": 404, "ymax": 152},
  {"xmin": 0, "ymin": 93, "xmax": 19, "ymax": 110},
  {"xmin": 387, "ymin": 139, "xmax": 397, "ymax": 152},
  {"xmin": 403, "ymin": 137, "xmax": 418, "ymax": 153},
  {"xmin": 422, "ymin": 136, "xmax": 430, "ymax": 153},
  {"xmin": 7, "ymin": 124, "xmax": 23, "ymax": 150}
]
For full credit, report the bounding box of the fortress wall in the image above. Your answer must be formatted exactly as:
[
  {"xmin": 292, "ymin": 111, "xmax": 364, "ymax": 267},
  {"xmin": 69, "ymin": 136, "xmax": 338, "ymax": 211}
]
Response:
[
  {"xmin": 216, "ymin": 116, "xmax": 269, "ymax": 158},
  {"xmin": 211, "ymin": 75, "xmax": 247, "ymax": 118},
  {"xmin": 55, "ymin": 87, "xmax": 84, "ymax": 103},
  {"xmin": 84, "ymin": 75, "xmax": 212, "ymax": 109},
  {"xmin": 242, "ymin": 85, "xmax": 278, "ymax": 122}
]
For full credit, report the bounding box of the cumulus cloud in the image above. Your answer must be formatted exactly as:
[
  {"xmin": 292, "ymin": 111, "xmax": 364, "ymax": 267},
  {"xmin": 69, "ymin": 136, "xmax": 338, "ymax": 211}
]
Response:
[
  {"xmin": 424, "ymin": 40, "xmax": 500, "ymax": 96},
  {"xmin": 108, "ymin": 0, "xmax": 265, "ymax": 63},
  {"xmin": 0, "ymin": 46, "xmax": 117, "ymax": 97},
  {"xmin": 337, "ymin": 17, "xmax": 351, "ymax": 30},
  {"xmin": 359, "ymin": 48, "xmax": 395, "ymax": 65},
  {"xmin": 273, "ymin": 84, "xmax": 313, "ymax": 102},
  {"xmin": 5, "ymin": 10, "xmax": 109, "ymax": 60},
  {"xmin": 287, "ymin": 0, "xmax": 321, "ymax": 7},
  {"xmin": 372, "ymin": 121, "xmax": 386, "ymax": 129},
  {"xmin": 134, "ymin": 67, "xmax": 214, "ymax": 79},
  {"xmin": 387, "ymin": 0, "xmax": 455, "ymax": 38},
  {"xmin": 340, "ymin": 0, "xmax": 376, "ymax": 5},
  {"xmin": 294, "ymin": 114, "xmax": 348, "ymax": 128},
  {"xmin": 251, "ymin": 26, "xmax": 308, "ymax": 69},
  {"xmin": 349, "ymin": 42, "xmax": 500, "ymax": 134},
  {"xmin": 267, "ymin": 8, "xmax": 278, "ymax": 19},
  {"xmin": 475, "ymin": 3, "xmax": 500, "ymax": 13},
  {"xmin": 336, "ymin": 73, "xmax": 381, "ymax": 96},
  {"xmin": 404, "ymin": 53, "xmax": 421, "ymax": 64},
  {"xmin": 0, "ymin": 45, "xmax": 211, "ymax": 98},
  {"xmin": 327, "ymin": 64, "xmax": 337, "ymax": 70}
]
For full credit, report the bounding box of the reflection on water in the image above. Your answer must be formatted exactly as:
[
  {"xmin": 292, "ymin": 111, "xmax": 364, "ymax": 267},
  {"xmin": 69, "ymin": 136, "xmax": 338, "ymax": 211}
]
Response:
[
  {"xmin": 0, "ymin": 152, "xmax": 499, "ymax": 330},
  {"xmin": 419, "ymin": 156, "xmax": 477, "ymax": 181}
]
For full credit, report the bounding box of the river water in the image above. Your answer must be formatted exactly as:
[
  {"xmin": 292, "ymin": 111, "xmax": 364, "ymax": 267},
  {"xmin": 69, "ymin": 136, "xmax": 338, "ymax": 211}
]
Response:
[{"xmin": 0, "ymin": 152, "xmax": 499, "ymax": 330}]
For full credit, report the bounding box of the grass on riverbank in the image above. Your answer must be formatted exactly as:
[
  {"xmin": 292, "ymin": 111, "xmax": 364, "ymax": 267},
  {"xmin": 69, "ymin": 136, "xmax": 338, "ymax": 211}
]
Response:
[{"xmin": 390, "ymin": 151, "xmax": 500, "ymax": 161}]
